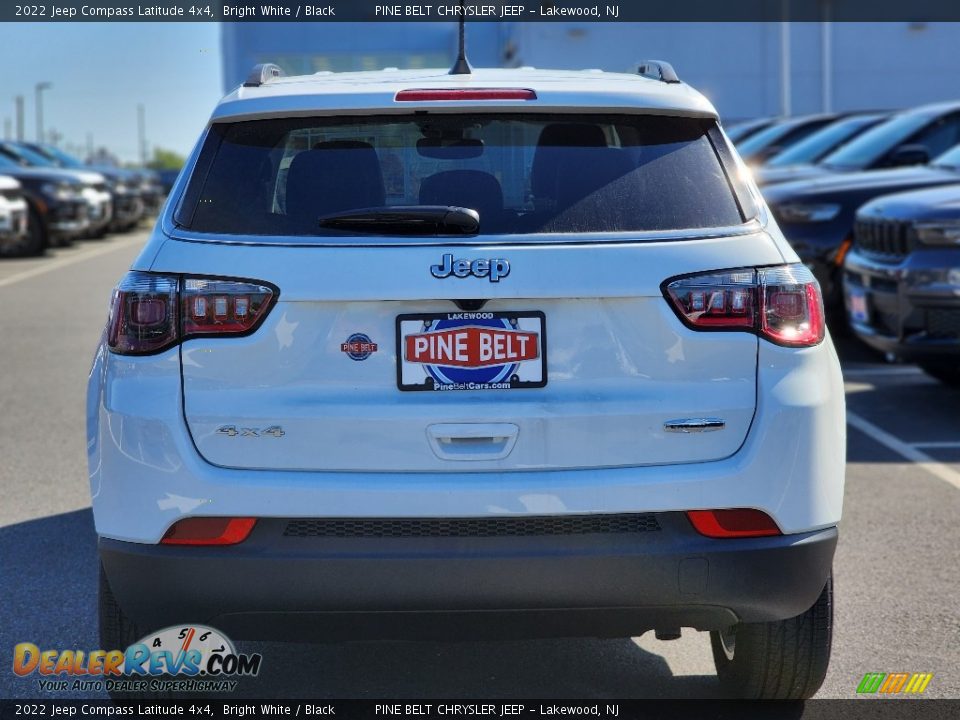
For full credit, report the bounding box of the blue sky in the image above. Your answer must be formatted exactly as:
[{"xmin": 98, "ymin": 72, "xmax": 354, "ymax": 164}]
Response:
[{"xmin": 0, "ymin": 23, "xmax": 221, "ymax": 162}]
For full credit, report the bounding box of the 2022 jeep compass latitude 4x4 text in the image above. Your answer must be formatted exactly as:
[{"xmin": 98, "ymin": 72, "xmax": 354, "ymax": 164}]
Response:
[{"xmin": 87, "ymin": 61, "xmax": 845, "ymax": 699}]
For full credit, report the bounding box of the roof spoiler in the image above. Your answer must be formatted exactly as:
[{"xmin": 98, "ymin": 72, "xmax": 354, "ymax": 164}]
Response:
[
  {"xmin": 243, "ymin": 63, "xmax": 285, "ymax": 88},
  {"xmin": 637, "ymin": 60, "xmax": 680, "ymax": 84}
]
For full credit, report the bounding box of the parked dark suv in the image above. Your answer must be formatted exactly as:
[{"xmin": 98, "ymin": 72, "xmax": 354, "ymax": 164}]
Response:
[
  {"xmin": 844, "ymin": 184, "xmax": 960, "ymax": 386},
  {"xmin": 763, "ymin": 141, "xmax": 960, "ymax": 320}
]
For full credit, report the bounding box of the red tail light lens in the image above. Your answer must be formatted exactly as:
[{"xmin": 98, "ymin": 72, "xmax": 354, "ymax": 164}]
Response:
[
  {"xmin": 106, "ymin": 272, "xmax": 276, "ymax": 355},
  {"xmin": 758, "ymin": 266, "xmax": 825, "ymax": 347},
  {"xmin": 106, "ymin": 273, "xmax": 178, "ymax": 355},
  {"xmin": 663, "ymin": 264, "xmax": 825, "ymax": 347},
  {"xmin": 664, "ymin": 269, "xmax": 756, "ymax": 329},
  {"xmin": 182, "ymin": 277, "xmax": 275, "ymax": 336},
  {"xmin": 687, "ymin": 509, "xmax": 781, "ymax": 538},
  {"xmin": 395, "ymin": 88, "xmax": 537, "ymax": 102},
  {"xmin": 161, "ymin": 517, "xmax": 257, "ymax": 546}
]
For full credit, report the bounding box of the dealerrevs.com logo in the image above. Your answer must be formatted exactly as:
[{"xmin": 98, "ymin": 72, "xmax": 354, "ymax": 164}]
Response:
[{"xmin": 13, "ymin": 625, "xmax": 261, "ymax": 693}]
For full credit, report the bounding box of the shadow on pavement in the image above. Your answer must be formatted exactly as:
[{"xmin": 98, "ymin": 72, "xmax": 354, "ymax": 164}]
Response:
[{"xmin": 234, "ymin": 636, "xmax": 719, "ymax": 699}]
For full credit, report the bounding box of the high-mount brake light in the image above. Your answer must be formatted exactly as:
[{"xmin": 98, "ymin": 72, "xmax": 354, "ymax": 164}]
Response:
[
  {"xmin": 395, "ymin": 88, "xmax": 537, "ymax": 102},
  {"xmin": 663, "ymin": 264, "xmax": 825, "ymax": 347},
  {"xmin": 106, "ymin": 272, "xmax": 276, "ymax": 355}
]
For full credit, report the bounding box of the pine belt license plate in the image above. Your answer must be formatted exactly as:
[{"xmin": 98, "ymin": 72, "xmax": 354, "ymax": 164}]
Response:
[{"xmin": 397, "ymin": 311, "xmax": 547, "ymax": 392}]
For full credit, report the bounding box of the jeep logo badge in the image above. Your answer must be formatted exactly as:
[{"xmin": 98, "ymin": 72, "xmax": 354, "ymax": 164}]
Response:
[{"xmin": 430, "ymin": 254, "xmax": 510, "ymax": 283}]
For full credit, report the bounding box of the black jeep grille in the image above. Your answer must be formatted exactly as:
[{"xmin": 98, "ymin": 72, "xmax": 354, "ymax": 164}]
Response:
[
  {"xmin": 283, "ymin": 514, "xmax": 662, "ymax": 538},
  {"xmin": 854, "ymin": 219, "xmax": 914, "ymax": 262}
]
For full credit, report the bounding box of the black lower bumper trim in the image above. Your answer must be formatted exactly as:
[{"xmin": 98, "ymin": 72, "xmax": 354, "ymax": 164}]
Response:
[{"xmin": 99, "ymin": 513, "xmax": 837, "ymax": 641}]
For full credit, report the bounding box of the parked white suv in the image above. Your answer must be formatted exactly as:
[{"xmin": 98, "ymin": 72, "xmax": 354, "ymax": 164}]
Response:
[{"xmin": 87, "ymin": 61, "xmax": 845, "ymax": 699}]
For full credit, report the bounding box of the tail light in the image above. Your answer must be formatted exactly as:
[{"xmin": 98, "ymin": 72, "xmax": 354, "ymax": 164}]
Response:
[
  {"xmin": 663, "ymin": 263, "xmax": 825, "ymax": 347},
  {"xmin": 161, "ymin": 517, "xmax": 257, "ymax": 546},
  {"xmin": 107, "ymin": 272, "xmax": 276, "ymax": 355},
  {"xmin": 687, "ymin": 509, "xmax": 781, "ymax": 538}
]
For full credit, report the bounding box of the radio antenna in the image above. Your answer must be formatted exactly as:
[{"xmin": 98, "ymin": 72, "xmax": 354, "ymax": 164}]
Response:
[{"xmin": 449, "ymin": 8, "xmax": 472, "ymax": 75}]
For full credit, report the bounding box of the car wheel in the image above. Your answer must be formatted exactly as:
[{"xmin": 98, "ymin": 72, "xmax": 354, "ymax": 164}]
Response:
[
  {"xmin": 918, "ymin": 361, "xmax": 960, "ymax": 387},
  {"xmin": 711, "ymin": 573, "xmax": 833, "ymax": 700},
  {"xmin": 99, "ymin": 563, "xmax": 176, "ymax": 700}
]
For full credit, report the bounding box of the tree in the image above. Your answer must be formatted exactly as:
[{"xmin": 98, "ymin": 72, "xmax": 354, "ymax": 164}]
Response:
[{"xmin": 148, "ymin": 147, "xmax": 186, "ymax": 171}]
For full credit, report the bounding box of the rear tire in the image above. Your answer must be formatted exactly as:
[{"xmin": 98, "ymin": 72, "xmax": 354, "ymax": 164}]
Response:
[
  {"xmin": 711, "ymin": 573, "xmax": 833, "ymax": 700},
  {"xmin": 918, "ymin": 361, "xmax": 960, "ymax": 387},
  {"xmin": 99, "ymin": 563, "xmax": 177, "ymax": 700}
]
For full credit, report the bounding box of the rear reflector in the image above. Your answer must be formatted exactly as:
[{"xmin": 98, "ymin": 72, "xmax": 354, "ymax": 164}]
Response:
[
  {"xmin": 161, "ymin": 517, "xmax": 256, "ymax": 546},
  {"xmin": 686, "ymin": 509, "xmax": 781, "ymax": 538},
  {"xmin": 395, "ymin": 88, "xmax": 537, "ymax": 102}
]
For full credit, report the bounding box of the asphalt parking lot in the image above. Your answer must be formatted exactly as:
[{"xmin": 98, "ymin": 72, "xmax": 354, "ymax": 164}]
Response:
[{"xmin": 0, "ymin": 229, "xmax": 957, "ymax": 700}]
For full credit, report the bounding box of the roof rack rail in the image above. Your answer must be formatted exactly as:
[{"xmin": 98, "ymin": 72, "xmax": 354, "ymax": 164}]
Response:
[
  {"xmin": 637, "ymin": 60, "xmax": 680, "ymax": 84},
  {"xmin": 243, "ymin": 63, "xmax": 285, "ymax": 88}
]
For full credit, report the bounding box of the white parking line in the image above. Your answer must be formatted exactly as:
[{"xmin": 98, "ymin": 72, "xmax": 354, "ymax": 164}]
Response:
[
  {"xmin": 0, "ymin": 236, "xmax": 143, "ymax": 290},
  {"xmin": 847, "ymin": 410, "xmax": 960, "ymax": 491}
]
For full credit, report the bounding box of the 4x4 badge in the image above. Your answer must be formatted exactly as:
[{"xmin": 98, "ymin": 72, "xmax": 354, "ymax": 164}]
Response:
[{"xmin": 430, "ymin": 253, "xmax": 510, "ymax": 283}]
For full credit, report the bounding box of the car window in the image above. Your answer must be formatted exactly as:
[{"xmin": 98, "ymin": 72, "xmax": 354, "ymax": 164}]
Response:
[
  {"xmin": 737, "ymin": 119, "xmax": 831, "ymax": 157},
  {"xmin": 930, "ymin": 143, "xmax": 960, "ymax": 170},
  {"xmin": 177, "ymin": 114, "xmax": 747, "ymax": 238},
  {"xmin": 725, "ymin": 120, "xmax": 771, "ymax": 143},
  {"xmin": 821, "ymin": 112, "xmax": 936, "ymax": 170},
  {"xmin": 767, "ymin": 116, "xmax": 881, "ymax": 167},
  {"xmin": 736, "ymin": 122, "xmax": 798, "ymax": 156},
  {"xmin": 906, "ymin": 114, "xmax": 960, "ymax": 161},
  {"xmin": 9, "ymin": 144, "xmax": 56, "ymax": 167}
]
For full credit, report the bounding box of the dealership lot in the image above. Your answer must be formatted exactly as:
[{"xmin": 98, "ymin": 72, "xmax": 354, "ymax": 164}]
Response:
[{"xmin": 0, "ymin": 231, "xmax": 957, "ymax": 700}]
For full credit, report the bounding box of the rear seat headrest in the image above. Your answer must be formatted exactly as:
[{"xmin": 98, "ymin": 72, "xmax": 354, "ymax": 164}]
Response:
[{"xmin": 285, "ymin": 140, "xmax": 385, "ymax": 221}]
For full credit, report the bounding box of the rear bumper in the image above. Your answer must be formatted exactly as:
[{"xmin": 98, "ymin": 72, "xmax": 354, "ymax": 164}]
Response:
[{"xmin": 99, "ymin": 515, "xmax": 837, "ymax": 641}]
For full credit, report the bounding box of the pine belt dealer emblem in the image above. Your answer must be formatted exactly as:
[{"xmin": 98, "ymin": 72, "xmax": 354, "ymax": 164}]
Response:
[{"xmin": 341, "ymin": 333, "xmax": 378, "ymax": 361}]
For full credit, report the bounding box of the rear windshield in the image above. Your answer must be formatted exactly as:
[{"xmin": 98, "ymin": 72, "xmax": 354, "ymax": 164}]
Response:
[{"xmin": 176, "ymin": 114, "xmax": 748, "ymax": 237}]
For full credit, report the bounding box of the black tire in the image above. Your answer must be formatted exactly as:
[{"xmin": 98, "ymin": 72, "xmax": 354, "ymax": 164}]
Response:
[
  {"xmin": 1, "ymin": 206, "xmax": 46, "ymax": 257},
  {"xmin": 99, "ymin": 564, "xmax": 177, "ymax": 700},
  {"xmin": 918, "ymin": 361, "xmax": 960, "ymax": 387},
  {"xmin": 711, "ymin": 573, "xmax": 833, "ymax": 700},
  {"xmin": 99, "ymin": 562, "xmax": 141, "ymax": 653}
]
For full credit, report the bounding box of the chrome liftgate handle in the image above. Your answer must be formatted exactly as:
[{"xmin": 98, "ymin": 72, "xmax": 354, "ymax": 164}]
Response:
[{"xmin": 663, "ymin": 418, "xmax": 726, "ymax": 433}]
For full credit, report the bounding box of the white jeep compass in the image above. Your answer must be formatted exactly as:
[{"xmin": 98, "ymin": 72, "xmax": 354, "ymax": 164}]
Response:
[{"xmin": 87, "ymin": 60, "xmax": 845, "ymax": 699}]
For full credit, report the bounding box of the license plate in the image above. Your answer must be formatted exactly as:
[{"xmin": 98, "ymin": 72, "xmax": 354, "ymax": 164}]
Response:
[
  {"xmin": 396, "ymin": 310, "xmax": 547, "ymax": 392},
  {"xmin": 848, "ymin": 288, "xmax": 869, "ymax": 323}
]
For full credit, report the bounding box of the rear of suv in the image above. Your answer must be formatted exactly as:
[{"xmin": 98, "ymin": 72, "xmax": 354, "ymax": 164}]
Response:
[{"xmin": 88, "ymin": 63, "xmax": 845, "ymax": 699}]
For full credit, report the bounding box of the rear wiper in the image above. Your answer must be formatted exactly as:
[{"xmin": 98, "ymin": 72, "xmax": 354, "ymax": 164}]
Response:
[{"xmin": 317, "ymin": 206, "xmax": 479, "ymax": 235}]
